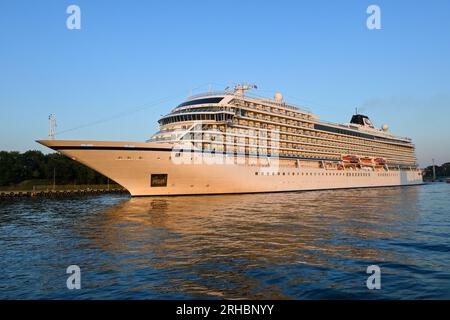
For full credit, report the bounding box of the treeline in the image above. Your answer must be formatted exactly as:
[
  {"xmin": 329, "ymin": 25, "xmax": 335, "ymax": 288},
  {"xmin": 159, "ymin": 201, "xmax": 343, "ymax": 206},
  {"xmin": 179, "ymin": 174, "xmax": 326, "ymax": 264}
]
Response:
[
  {"xmin": 423, "ymin": 162, "xmax": 450, "ymax": 179},
  {"xmin": 0, "ymin": 150, "xmax": 110, "ymax": 186}
]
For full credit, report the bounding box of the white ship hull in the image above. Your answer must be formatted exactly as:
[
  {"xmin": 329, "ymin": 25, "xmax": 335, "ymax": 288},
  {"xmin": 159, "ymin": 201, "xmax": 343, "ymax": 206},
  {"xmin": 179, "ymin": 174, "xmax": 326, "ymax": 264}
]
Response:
[{"xmin": 37, "ymin": 140, "xmax": 423, "ymax": 196}]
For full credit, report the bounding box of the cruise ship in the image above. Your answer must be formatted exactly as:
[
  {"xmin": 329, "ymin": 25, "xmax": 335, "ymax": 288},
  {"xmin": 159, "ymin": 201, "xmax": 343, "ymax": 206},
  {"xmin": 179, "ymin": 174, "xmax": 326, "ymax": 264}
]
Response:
[{"xmin": 38, "ymin": 84, "xmax": 423, "ymax": 196}]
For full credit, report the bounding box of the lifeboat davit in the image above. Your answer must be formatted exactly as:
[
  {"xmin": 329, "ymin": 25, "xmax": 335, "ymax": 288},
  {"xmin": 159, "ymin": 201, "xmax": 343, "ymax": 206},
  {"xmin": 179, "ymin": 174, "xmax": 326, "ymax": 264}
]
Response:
[
  {"xmin": 342, "ymin": 155, "xmax": 360, "ymax": 163},
  {"xmin": 374, "ymin": 158, "xmax": 387, "ymax": 165}
]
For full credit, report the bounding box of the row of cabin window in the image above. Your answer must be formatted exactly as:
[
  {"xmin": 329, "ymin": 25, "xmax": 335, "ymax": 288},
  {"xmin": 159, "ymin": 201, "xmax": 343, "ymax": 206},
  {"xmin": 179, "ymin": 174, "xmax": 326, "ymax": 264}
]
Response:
[
  {"xmin": 378, "ymin": 172, "xmax": 400, "ymax": 176},
  {"xmin": 232, "ymin": 100, "xmax": 313, "ymax": 121},
  {"xmin": 202, "ymin": 127, "xmax": 413, "ymax": 159},
  {"xmin": 236, "ymin": 117, "xmax": 412, "ymax": 152},
  {"xmin": 255, "ymin": 171, "xmax": 373, "ymax": 177},
  {"xmin": 159, "ymin": 113, "xmax": 233, "ymax": 125}
]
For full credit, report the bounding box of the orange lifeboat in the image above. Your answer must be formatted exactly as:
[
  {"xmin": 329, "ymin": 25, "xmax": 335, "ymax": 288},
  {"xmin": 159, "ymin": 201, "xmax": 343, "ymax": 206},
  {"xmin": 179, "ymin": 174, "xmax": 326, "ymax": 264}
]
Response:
[
  {"xmin": 360, "ymin": 157, "xmax": 374, "ymax": 165},
  {"xmin": 342, "ymin": 155, "xmax": 359, "ymax": 163}
]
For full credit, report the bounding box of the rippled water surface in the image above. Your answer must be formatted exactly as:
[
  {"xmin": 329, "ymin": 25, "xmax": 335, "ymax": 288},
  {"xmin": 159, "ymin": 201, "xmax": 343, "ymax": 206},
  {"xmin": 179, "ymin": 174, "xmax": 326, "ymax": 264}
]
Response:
[{"xmin": 1, "ymin": 183, "xmax": 449, "ymax": 299}]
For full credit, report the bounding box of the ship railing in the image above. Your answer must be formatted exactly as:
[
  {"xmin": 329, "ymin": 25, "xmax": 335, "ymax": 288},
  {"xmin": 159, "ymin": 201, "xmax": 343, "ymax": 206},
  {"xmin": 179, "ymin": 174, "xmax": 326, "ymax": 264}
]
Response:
[{"xmin": 187, "ymin": 91, "xmax": 228, "ymax": 100}]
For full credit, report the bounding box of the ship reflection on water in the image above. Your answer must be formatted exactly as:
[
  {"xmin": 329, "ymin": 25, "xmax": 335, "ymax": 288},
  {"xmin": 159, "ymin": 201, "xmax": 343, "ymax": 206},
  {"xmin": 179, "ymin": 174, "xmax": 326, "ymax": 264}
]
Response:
[
  {"xmin": 2, "ymin": 184, "xmax": 449, "ymax": 299},
  {"xmin": 74, "ymin": 186, "xmax": 429, "ymax": 299}
]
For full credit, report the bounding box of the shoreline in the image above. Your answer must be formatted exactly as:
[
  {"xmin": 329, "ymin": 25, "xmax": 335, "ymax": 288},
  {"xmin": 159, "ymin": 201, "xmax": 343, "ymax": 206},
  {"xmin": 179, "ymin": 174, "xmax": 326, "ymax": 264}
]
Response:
[{"xmin": 0, "ymin": 184, "xmax": 128, "ymax": 198}]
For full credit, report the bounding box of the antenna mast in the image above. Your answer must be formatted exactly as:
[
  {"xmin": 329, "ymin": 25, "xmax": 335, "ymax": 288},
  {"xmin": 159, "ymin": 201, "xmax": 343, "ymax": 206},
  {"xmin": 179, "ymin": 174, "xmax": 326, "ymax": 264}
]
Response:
[{"xmin": 48, "ymin": 114, "xmax": 56, "ymax": 140}]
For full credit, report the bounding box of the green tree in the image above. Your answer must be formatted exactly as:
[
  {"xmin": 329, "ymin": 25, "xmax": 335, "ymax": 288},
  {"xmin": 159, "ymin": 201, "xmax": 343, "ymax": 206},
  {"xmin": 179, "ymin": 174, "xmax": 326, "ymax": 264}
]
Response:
[{"xmin": 0, "ymin": 150, "xmax": 111, "ymax": 186}]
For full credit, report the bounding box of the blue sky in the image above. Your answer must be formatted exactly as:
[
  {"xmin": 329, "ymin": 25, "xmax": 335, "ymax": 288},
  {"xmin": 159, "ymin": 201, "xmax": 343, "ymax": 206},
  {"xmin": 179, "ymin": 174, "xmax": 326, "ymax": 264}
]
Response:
[{"xmin": 0, "ymin": 0, "xmax": 449, "ymax": 166}]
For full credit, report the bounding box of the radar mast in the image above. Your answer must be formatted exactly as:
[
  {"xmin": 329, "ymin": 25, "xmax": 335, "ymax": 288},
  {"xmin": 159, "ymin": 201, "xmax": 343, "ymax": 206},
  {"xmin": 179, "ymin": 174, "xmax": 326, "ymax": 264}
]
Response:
[{"xmin": 233, "ymin": 83, "xmax": 257, "ymax": 96}]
